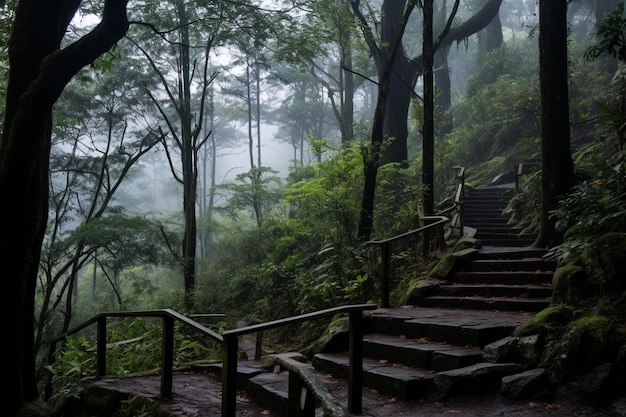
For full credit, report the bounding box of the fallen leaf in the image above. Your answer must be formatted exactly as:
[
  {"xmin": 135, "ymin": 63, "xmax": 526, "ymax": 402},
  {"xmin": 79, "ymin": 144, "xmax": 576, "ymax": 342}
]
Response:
[
  {"xmin": 261, "ymin": 410, "xmax": 271, "ymax": 415},
  {"xmin": 379, "ymin": 359, "xmax": 389, "ymax": 364},
  {"xmin": 545, "ymin": 403, "xmax": 560, "ymax": 410},
  {"xmin": 445, "ymin": 410, "xmax": 462, "ymax": 414}
]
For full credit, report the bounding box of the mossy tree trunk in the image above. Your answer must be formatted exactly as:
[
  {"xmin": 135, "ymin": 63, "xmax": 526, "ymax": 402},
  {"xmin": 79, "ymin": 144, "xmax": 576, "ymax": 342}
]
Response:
[{"xmin": 0, "ymin": 1, "xmax": 129, "ymax": 414}]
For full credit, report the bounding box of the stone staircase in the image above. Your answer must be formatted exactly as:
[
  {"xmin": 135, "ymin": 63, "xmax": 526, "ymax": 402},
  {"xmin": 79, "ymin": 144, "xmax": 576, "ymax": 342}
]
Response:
[
  {"xmin": 463, "ymin": 186, "xmax": 536, "ymax": 246},
  {"xmin": 234, "ymin": 186, "xmax": 555, "ymax": 415}
]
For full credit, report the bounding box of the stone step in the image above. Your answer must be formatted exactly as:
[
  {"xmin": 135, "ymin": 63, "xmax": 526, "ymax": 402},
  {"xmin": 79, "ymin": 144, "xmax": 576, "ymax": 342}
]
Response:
[
  {"xmin": 420, "ymin": 295, "xmax": 551, "ymax": 312},
  {"xmin": 477, "ymin": 246, "xmax": 548, "ymax": 260},
  {"xmin": 463, "ymin": 202, "xmax": 509, "ymax": 210},
  {"xmin": 362, "ymin": 333, "xmax": 483, "ymax": 371},
  {"xmin": 312, "ymin": 352, "xmax": 436, "ymax": 400},
  {"xmin": 312, "ymin": 353, "xmax": 525, "ymax": 401},
  {"xmin": 464, "ymin": 208, "xmax": 506, "ymax": 215},
  {"xmin": 465, "ymin": 218, "xmax": 511, "ymax": 225},
  {"xmin": 451, "ymin": 271, "xmax": 553, "ymax": 285},
  {"xmin": 460, "ymin": 258, "xmax": 554, "ymax": 272},
  {"xmin": 477, "ymin": 237, "xmax": 537, "ymax": 247},
  {"xmin": 438, "ymin": 283, "xmax": 552, "ymax": 298},
  {"xmin": 364, "ymin": 307, "xmax": 531, "ymax": 348},
  {"xmin": 247, "ymin": 371, "xmax": 289, "ymax": 414},
  {"xmin": 475, "ymin": 231, "xmax": 536, "ymax": 240}
]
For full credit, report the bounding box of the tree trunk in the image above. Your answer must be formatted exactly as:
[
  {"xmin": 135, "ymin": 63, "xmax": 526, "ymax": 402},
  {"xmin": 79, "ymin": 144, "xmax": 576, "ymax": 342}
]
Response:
[
  {"xmin": 535, "ymin": 0, "xmax": 575, "ymax": 248},
  {"xmin": 0, "ymin": 1, "xmax": 128, "ymax": 413},
  {"xmin": 423, "ymin": 0, "xmax": 435, "ymax": 219},
  {"xmin": 175, "ymin": 0, "xmax": 197, "ymax": 311},
  {"xmin": 477, "ymin": 0, "xmax": 503, "ymax": 58}
]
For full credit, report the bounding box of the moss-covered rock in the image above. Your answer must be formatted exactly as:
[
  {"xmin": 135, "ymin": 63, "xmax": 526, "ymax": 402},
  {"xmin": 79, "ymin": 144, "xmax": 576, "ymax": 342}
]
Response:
[
  {"xmin": 398, "ymin": 277, "xmax": 447, "ymax": 306},
  {"xmin": 517, "ymin": 304, "xmax": 573, "ymax": 337},
  {"xmin": 567, "ymin": 315, "xmax": 612, "ymax": 369},
  {"xmin": 399, "ymin": 248, "xmax": 479, "ymax": 306},
  {"xmin": 452, "ymin": 236, "xmax": 481, "ymax": 252},
  {"xmin": 302, "ymin": 315, "xmax": 349, "ymax": 356},
  {"xmin": 551, "ymin": 265, "xmax": 595, "ymax": 304}
]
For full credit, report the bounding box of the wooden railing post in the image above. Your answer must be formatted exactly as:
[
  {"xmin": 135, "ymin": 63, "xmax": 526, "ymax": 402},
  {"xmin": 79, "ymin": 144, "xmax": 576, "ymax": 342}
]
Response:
[
  {"xmin": 288, "ymin": 370, "xmax": 315, "ymax": 417},
  {"xmin": 380, "ymin": 242, "xmax": 391, "ymax": 308},
  {"xmin": 222, "ymin": 334, "xmax": 239, "ymax": 417},
  {"xmin": 96, "ymin": 316, "xmax": 107, "ymax": 376},
  {"xmin": 348, "ymin": 310, "xmax": 364, "ymax": 414},
  {"xmin": 161, "ymin": 315, "xmax": 174, "ymax": 399}
]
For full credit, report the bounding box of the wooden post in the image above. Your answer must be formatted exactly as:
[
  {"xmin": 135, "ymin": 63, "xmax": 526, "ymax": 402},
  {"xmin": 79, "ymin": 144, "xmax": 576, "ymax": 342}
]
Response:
[
  {"xmin": 222, "ymin": 334, "xmax": 239, "ymax": 417},
  {"xmin": 96, "ymin": 316, "xmax": 107, "ymax": 376},
  {"xmin": 348, "ymin": 310, "xmax": 364, "ymax": 414},
  {"xmin": 161, "ymin": 315, "xmax": 174, "ymax": 399},
  {"xmin": 380, "ymin": 243, "xmax": 391, "ymax": 308},
  {"xmin": 288, "ymin": 370, "xmax": 315, "ymax": 417}
]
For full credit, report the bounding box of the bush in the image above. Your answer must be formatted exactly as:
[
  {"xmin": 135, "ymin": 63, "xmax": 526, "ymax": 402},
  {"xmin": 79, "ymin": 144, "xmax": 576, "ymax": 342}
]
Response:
[{"xmin": 550, "ymin": 149, "xmax": 626, "ymax": 295}]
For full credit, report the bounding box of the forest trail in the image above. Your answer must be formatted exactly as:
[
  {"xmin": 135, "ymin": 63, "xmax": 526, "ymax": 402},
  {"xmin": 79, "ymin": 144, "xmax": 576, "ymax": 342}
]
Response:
[{"xmin": 75, "ymin": 185, "xmax": 626, "ymax": 417}]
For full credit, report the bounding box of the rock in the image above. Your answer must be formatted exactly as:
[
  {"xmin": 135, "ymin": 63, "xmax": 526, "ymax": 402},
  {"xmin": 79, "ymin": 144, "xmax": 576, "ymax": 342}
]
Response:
[
  {"xmin": 452, "ymin": 236, "xmax": 480, "ymax": 251},
  {"xmin": 399, "ymin": 277, "xmax": 446, "ymax": 306},
  {"xmin": 428, "ymin": 253, "xmax": 459, "ymax": 280},
  {"xmin": 501, "ymin": 368, "xmax": 550, "ymax": 399},
  {"xmin": 552, "ymin": 265, "xmax": 594, "ymax": 304},
  {"xmin": 571, "ymin": 363, "xmax": 625, "ymax": 406},
  {"xmin": 302, "ymin": 315, "xmax": 349, "ymax": 356},
  {"xmin": 517, "ymin": 304, "xmax": 572, "ymax": 337},
  {"xmin": 483, "ymin": 336, "xmax": 517, "ymax": 363},
  {"xmin": 432, "ymin": 362, "xmax": 522, "ymax": 400},
  {"xmin": 517, "ymin": 334, "xmax": 541, "ymax": 366}
]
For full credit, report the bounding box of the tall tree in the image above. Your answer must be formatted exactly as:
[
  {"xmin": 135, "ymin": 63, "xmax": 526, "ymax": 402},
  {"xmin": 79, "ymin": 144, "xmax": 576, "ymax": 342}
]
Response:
[
  {"xmin": 535, "ymin": 0, "xmax": 575, "ymax": 248},
  {"xmin": 131, "ymin": 0, "xmax": 218, "ymax": 311},
  {"xmin": 351, "ymin": 0, "xmax": 505, "ymax": 240},
  {"xmin": 423, "ymin": 0, "xmax": 435, "ymax": 220},
  {"xmin": 0, "ymin": 1, "xmax": 129, "ymax": 413}
]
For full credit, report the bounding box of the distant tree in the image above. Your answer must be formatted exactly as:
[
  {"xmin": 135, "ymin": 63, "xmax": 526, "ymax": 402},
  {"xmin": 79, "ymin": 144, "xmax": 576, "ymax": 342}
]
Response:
[
  {"xmin": 535, "ymin": 0, "xmax": 575, "ymax": 248},
  {"xmin": 0, "ymin": 1, "xmax": 129, "ymax": 413},
  {"xmin": 130, "ymin": 0, "xmax": 220, "ymax": 311}
]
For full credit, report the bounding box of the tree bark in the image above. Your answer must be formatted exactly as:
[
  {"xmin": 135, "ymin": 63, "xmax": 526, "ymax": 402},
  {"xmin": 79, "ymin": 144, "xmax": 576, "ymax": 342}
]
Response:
[
  {"xmin": 423, "ymin": 0, "xmax": 434, "ymax": 217},
  {"xmin": 0, "ymin": 1, "xmax": 129, "ymax": 413},
  {"xmin": 535, "ymin": 0, "xmax": 575, "ymax": 248}
]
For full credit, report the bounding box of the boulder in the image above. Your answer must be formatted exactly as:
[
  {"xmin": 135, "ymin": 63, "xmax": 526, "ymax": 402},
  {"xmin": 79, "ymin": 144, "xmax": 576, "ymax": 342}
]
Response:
[
  {"xmin": 501, "ymin": 368, "xmax": 550, "ymax": 400},
  {"xmin": 432, "ymin": 362, "xmax": 522, "ymax": 400}
]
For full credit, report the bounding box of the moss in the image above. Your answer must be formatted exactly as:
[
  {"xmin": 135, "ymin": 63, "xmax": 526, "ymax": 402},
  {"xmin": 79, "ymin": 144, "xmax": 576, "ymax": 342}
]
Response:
[
  {"xmin": 551, "ymin": 265, "xmax": 595, "ymax": 304},
  {"xmin": 567, "ymin": 315, "xmax": 612, "ymax": 370},
  {"xmin": 453, "ymin": 237, "xmax": 481, "ymax": 252},
  {"xmin": 517, "ymin": 304, "xmax": 573, "ymax": 337}
]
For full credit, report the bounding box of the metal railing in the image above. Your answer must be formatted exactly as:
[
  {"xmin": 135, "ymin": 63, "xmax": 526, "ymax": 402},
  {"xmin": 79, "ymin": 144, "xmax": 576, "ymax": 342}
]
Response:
[
  {"xmin": 366, "ymin": 167, "xmax": 465, "ymax": 308},
  {"xmin": 46, "ymin": 304, "xmax": 376, "ymax": 417}
]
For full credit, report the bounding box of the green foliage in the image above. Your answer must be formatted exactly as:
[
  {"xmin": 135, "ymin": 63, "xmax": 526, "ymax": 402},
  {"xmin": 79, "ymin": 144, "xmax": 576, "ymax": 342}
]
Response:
[
  {"xmin": 217, "ymin": 166, "xmax": 283, "ymax": 228},
  {"xmin": 46, "ymin": 336, "xmax": 97, "ymax": 402},
  {"xmin": 446, "ymin": 75, "xmax": 539, "ymax": 167},
  {"xmin": 550, "ymin": 149, "xmax": 626, "ymax": 294},
  {"xmin": 506, "ymin": 169, "xmax": 542, "ymax": 234},
  {"xmin": 47, "ymin": 316, "xmax": 222, "ymax": 404},
  {"xmin": 585, "ymin": 3, "xmax": 626, "ymax": 62},
  {"xmin": 466, "ymin": 43, "xmax": 537, "ymax": 97}
]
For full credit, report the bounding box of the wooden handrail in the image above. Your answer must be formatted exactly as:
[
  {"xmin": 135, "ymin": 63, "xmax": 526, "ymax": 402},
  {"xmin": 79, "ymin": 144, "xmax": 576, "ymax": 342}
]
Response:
[
  {"xmin": 365, "ymin": 166, "xmax": 465, "ymax": 308},
  {"xmin": 45, "ymin": 304, "xmax": 376, "ymax": 417},
  {"xmin": 366, "ymin": 216, "xmax": 449, "ymax": 308}
]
